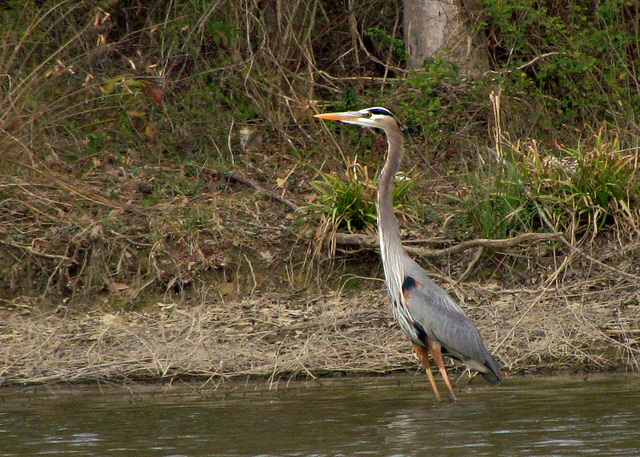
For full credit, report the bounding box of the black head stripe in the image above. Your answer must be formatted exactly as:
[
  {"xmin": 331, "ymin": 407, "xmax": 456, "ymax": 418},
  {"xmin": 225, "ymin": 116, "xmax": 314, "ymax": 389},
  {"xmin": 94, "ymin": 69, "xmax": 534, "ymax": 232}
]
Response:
[{"xmin": 367, "ymin": 107, "xmax": 393, "ymax": 116}]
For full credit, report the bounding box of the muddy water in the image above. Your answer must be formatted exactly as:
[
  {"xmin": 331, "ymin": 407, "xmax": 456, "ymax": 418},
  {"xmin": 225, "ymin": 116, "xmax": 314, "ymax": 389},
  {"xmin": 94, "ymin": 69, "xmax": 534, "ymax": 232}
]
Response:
[{"xmin": 1, "ymin": 375, "xmax": 639, "ymax": 456}]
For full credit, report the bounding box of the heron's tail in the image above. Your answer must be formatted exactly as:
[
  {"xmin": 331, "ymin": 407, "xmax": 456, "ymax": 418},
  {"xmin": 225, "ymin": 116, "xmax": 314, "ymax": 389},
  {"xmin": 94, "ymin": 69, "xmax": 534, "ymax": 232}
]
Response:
[{"xmin": 480, "ymin": 355, "xmax": 503, "ymax": 385}]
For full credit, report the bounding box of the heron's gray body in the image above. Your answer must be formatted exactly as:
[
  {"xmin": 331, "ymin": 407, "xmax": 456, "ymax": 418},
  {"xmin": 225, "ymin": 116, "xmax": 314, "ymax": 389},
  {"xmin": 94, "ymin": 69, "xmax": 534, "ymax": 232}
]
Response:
[
  {"xmin": 315, "ymin": 106, "xmax": 502, "ymax": 398},
  {"xmin": 398, "ymin": 258, "xmax": 502, "ymax": 384}
]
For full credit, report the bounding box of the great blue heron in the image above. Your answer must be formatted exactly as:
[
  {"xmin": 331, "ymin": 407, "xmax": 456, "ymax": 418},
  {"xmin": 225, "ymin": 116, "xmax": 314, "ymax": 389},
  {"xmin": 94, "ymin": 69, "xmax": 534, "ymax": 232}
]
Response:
[{"xmin": 314, "ymin": 107, "xmax": 502, "ymax": 401}]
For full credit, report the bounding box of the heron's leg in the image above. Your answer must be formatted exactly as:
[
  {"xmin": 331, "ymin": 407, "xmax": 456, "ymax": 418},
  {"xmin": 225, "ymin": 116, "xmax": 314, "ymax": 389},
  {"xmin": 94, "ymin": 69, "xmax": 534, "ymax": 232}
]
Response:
[
  {"xmin": 428, "ymin": 340, "xmax": 457, "ymax": 402},
  {"xmin": 412, "ymin": 343, "xmax": 441, "ymax": 401}
]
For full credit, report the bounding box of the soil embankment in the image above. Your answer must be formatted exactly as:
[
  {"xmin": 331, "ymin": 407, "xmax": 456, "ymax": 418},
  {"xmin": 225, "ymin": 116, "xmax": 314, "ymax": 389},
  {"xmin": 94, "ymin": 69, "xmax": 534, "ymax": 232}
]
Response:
[{"xmin": 2, "ymin": 273, "xmax": 637, "ymax": 385}]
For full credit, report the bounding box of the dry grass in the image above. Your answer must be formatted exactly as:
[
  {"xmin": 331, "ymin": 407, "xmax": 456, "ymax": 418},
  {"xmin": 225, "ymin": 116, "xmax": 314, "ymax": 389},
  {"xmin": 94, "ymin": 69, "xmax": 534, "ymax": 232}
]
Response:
[
  {"xmin": 0, "ymin": 290, "xmax": 403, "ymax": 385},
  {"xmin": 1, "ymin": 272, "xmax": 638, "ymax": 387},
  {"xmin": 0, "ymin": 154, "xmax": 303, "ymax": 307}
]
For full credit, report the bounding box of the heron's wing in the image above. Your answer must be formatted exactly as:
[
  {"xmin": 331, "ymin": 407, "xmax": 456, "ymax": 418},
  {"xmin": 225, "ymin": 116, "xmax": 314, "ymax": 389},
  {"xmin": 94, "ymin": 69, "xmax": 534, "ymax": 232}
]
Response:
[
  {"xmin": 402, "ymin": 275, "xmax": 480, "ymax": 355},
  {"xmin": 402, "ymin": 271, "xmax": 501, "ymax": 383}
]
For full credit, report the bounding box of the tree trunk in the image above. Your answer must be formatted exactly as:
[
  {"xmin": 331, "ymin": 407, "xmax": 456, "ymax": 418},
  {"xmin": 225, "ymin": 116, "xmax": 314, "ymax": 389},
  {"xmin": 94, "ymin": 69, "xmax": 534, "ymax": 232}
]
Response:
[{"xmin": 403, "ymin": 0, "xmax": 488, "ymax": 76}]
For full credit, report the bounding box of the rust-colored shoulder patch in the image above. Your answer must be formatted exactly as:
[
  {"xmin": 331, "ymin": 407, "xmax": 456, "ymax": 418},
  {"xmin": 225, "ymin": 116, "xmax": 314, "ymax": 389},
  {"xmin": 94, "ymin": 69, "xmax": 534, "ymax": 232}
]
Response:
[{"xmin": 402, "ymin": 276, "xmax": 422, "ymax": 303}]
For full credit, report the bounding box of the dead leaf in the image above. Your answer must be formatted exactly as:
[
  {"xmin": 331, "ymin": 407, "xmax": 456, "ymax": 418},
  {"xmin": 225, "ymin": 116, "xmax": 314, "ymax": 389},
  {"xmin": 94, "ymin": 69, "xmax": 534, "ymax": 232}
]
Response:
[
  {"xmin": 141, "ymin": 81, "xmax": 164, "ymax": 105},
  {"xmin": 145, "ymin": 123, "xmax": 157, "ymax": 143},
  {"xmin": 127, "ymin": 110, "xmax": 146, "ymax": 118}
]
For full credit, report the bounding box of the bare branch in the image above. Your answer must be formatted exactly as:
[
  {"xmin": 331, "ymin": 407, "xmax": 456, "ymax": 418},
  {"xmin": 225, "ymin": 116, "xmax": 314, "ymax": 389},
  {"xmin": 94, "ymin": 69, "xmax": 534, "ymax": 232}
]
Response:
[{"xmin": 334, "ymin": 232, "xmax": 561, "ymax": 257}]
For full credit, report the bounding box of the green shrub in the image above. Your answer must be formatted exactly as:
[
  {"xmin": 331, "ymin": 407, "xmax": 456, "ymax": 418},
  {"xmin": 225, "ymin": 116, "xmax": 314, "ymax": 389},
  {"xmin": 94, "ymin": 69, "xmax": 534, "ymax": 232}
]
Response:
[
  {"xmin": 458, "ymin": 130, "xmax": 639, "ymax": 238},
  {"xmin": 454, "ymin": 159, "xmax": 538, "ymax": 239},
  {"xmin": 483, "ymin": 0, "xmax": 640, "ymax": 131},
  {"xmin": 309, "ymin": 164, "xmax": 415, "ymax": 233}
]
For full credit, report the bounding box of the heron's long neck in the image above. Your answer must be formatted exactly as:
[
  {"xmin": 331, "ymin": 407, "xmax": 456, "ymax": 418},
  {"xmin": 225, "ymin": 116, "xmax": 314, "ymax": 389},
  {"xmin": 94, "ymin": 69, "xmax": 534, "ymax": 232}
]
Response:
[{"xmin": 377, "ymin": 123, "xmax": 406, "ymax": 294}]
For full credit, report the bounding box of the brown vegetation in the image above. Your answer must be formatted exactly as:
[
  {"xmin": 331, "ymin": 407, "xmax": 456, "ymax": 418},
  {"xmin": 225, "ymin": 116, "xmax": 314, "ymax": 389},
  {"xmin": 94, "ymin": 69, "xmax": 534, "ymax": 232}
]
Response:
[
  {"xmin": 1, "ymin": 1, "xmax": 640, "ymax": 386},
  {"xmin": 2, "ymin": 272, "xmax": 638, "ymax": 386}
]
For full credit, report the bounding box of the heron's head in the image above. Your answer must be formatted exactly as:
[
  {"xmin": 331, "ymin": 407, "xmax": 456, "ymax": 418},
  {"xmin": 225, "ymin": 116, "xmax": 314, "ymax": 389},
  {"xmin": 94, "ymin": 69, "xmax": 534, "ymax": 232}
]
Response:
[{"xmin": 314, "ymin": 107, "xmax": 397, "ymax": 131}]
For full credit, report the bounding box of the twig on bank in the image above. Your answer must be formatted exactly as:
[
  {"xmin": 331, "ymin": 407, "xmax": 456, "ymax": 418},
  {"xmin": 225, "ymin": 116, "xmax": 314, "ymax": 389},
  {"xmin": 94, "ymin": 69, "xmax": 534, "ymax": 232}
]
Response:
[
  {"xmin": 333, "ymin": 231, "xmax": 561, "ymax": 257},
  {"xmin": 227, "ymin": 173, "xmax": 300, "ymax": 212},
  {"xmin": 457, "ymin": 247, "xmax": 484, "ymax": 283},
  {"xmin": 484, "ymin": 52, "xmax": 566, "ymax": 78},
  {"xmin": 0, "ymin": 239, "xmax": 73, "ymax": 263}
]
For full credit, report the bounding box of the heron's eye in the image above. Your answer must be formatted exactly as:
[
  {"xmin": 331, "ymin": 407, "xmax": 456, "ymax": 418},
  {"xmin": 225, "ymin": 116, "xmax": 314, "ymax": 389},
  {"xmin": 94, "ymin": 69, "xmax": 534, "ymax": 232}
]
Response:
[{"xmin": 363, "ymin": 111, "xmax": 373, "ymax": 118}]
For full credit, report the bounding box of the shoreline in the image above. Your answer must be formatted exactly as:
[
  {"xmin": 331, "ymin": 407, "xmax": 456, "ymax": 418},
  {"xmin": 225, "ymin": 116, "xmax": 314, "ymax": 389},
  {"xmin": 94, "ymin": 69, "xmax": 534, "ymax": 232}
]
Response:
[{"xmin": 2, "ymin": 284, "xmax": 638, "ymax": 387}]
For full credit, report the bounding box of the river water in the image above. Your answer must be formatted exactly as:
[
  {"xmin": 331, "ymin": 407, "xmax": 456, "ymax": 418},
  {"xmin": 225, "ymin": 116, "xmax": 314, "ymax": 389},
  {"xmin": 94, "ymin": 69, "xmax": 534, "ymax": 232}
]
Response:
[{"xmin": 1, "ymin": 374, "xmax": 639, "ymax": 456}]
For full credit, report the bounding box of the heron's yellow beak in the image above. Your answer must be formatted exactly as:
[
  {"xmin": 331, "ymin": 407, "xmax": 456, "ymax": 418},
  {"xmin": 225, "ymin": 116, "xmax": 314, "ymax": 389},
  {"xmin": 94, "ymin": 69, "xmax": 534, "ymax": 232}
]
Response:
[{"xmin": 314, "ymin": 111, "xmax": 360, "ymax": 121}]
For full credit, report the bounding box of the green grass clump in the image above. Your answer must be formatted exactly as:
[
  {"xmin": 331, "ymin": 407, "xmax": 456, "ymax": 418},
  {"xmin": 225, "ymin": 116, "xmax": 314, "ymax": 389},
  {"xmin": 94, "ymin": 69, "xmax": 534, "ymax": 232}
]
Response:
[
  {"xmin": 562, "ymin": 139, "xmax": 635, "ymax": 216},
  {"xmin": 309, "ymin": 163, "xmax": 415, "ymax": 234},
  {"xmin": 459, "ymin": 131, "xmax": 639, "ymax": 239},
  {"xmin": 456, "ymin": 164, "xmax": 538, "ymax": 239}
]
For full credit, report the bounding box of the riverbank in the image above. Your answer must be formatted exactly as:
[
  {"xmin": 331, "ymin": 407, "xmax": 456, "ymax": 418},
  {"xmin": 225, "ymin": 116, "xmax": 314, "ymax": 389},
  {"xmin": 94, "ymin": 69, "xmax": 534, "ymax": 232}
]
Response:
[{"xmin": 2, "ymin": 275, "xmax": 638, "ymax": 386}]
